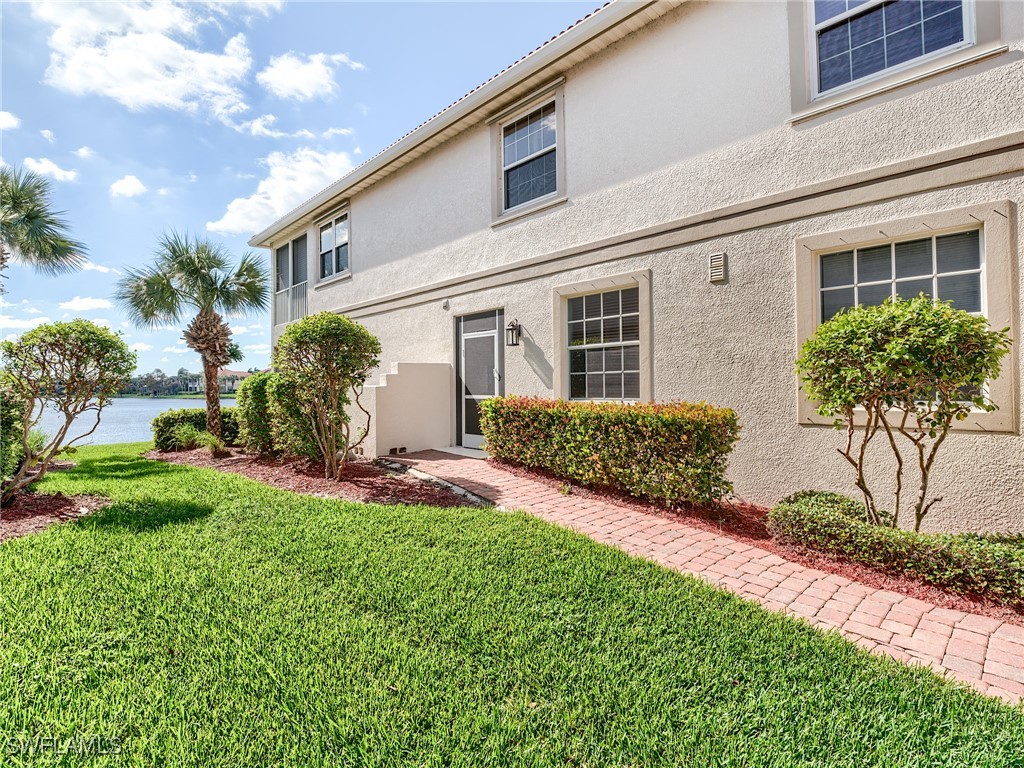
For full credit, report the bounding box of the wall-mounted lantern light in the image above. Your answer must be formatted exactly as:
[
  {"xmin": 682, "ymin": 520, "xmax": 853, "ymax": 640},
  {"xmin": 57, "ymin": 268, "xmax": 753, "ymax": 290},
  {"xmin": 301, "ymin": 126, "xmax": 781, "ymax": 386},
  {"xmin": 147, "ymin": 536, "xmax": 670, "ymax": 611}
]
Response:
[{"xmin": 505, "ymin": 319, "xmax": 521, "ymax": 347}]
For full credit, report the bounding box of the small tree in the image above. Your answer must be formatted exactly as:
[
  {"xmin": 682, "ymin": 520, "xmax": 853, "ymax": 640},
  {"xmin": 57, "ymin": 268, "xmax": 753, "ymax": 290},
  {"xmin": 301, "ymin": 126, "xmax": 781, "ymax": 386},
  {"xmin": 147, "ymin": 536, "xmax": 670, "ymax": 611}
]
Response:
[
  {"xmin": 1, "ymin": 320, "xmax": 136, "ymax": 502},
  {"xmin": 272, "ymin": 313, "xmax": 381, "ymax": 480},
  {"xmin": 798, "ymin": 296, "xmax": 1011, "ymax": 530}
]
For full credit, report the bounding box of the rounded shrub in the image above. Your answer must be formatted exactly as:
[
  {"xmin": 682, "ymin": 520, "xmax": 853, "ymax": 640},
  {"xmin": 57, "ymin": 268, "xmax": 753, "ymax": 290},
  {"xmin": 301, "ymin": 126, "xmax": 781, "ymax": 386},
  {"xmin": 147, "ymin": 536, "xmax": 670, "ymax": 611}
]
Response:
[
  {"xmin": 236, "ymin": 371, "xmax": 277, "ymax": 456},
  {"xmin": 152, "ymin": 408, "xmax": 239, "ymax": 451}
]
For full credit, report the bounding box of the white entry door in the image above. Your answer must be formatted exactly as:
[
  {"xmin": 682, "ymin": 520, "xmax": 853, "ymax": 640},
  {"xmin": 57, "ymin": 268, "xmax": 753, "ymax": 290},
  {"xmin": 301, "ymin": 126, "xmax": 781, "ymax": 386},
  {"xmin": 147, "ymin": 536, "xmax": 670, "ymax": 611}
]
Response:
[{"xmin": 457, "ymin": 310, "xmax": 503, "ymax": 449}]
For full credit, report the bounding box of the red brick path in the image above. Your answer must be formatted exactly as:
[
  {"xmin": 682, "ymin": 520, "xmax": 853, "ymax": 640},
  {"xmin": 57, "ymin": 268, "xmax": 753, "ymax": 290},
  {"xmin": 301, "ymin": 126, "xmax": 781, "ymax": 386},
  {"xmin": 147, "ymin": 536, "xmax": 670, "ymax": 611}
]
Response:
[{"xmin": 396, "ymin": 450, "xmax": 1024, "ymax": 705}]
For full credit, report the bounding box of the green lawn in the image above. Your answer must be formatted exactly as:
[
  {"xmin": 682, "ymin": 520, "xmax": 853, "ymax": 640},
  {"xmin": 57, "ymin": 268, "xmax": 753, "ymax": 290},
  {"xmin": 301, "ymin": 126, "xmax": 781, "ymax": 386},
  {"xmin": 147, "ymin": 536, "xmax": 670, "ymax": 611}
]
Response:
[{"xmin": 1, "ymin": 444, "xmax": 1021, "ymax": 767}]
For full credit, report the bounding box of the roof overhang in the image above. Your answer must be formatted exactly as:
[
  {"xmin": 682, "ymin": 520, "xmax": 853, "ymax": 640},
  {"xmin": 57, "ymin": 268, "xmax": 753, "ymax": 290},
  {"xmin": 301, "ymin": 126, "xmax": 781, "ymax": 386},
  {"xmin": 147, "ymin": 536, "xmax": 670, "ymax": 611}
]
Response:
[{"xmin": 248, "ymin": 0, "xmax": 683, "ymax": 248}]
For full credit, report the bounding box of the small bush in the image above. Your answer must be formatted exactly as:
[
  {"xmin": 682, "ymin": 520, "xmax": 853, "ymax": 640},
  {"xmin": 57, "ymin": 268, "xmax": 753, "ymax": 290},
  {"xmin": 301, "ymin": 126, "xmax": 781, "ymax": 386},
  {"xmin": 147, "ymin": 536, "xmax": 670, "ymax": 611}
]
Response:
[
  {"xmin": 0, "ymin": 379, "xmax": 25, "ymax": 481},
  {"xmin": 196, "ymin": 431, "xmax": 229, "ymax": 458},
  {"xmin": 152, "ymin": 408, "xmax": 238, "ymax": 451},
  {"xmin": 767, "ymin": 491, "xmax": 1024, "ymax": 609},
  {"xmin": 236, "ymin": 371, "xmax": 276, "ymax": 456},
  {"xmin": 480, "ymin": 396, "xmax": 740, "ymax": 506},
  {"xmin": 266, "ymin": 374, "xmax": 319, "ymax": 461},
  {"xmin": 171, "ymin": 423, "xmax": 204, "ymax": 450}
]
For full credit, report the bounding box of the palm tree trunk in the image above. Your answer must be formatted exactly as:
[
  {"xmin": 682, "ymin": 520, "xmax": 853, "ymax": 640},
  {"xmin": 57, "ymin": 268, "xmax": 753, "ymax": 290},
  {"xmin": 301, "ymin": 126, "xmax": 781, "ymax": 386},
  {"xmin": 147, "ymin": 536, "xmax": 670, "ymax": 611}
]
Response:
[
  {"xmin": 202, "ymin": 355, "xmax": 222, "ymax": 438},
  {"xmin": 183, "ymin": 309, "xmax": 233, "ymax": 440}
]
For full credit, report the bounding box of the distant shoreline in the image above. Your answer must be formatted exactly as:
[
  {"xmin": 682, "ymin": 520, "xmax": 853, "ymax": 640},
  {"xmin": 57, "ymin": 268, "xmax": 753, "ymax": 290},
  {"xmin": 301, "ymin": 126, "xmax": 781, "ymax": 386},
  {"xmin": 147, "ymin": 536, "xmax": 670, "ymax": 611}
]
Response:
[{"xmin": 114, "ymin": 394, "xmax": 237, "ymax": 400}]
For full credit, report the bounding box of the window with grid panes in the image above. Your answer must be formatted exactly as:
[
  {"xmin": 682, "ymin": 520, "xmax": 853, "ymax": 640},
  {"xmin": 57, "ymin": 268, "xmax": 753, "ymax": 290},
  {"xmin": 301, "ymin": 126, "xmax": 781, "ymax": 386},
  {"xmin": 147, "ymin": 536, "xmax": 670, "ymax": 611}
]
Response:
[
  {"xmin": 819, "ymin": 229, "xmax": 982, "ymax": 320},
  {"xmin": 319, "ymin": 213, "xmax": 349, "ymax": 280},
  {"xmin": 812, "ymin": 0, "xmax": 970, "ymax": 95},
  {"xmin": 502, "ymin": 102, "xmax": 557, "ymax": 211},
  {"xmin": 567, "ymin": 286, "xmax": 641, "ymax": 400}
]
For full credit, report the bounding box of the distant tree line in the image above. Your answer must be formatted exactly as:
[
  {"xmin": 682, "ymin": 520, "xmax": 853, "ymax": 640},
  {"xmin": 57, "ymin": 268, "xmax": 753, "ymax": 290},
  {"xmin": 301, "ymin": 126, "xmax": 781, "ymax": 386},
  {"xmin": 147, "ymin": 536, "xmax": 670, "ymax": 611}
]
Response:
[{"xmin": 121, "ymin": 367, "xmax": 261, "ymax": 397}]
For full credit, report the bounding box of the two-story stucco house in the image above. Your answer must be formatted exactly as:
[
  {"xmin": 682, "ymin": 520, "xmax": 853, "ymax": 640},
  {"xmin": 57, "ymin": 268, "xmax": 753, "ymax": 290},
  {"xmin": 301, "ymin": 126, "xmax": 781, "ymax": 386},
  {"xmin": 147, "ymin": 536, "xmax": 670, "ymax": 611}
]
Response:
[{"xmin": 250, "ymin": 0, "xmax": 1024, "ymax": 532}]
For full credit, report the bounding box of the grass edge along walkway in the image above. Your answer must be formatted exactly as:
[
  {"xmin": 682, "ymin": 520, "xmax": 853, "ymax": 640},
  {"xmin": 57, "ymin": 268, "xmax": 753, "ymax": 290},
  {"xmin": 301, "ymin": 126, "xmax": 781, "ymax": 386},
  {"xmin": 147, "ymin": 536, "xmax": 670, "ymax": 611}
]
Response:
[
  {"xmin": 0, "ymin": 442, "xmax": 1020, "ymax": 767},
  {"xmin": 395, "ymin": 450, "xmax": 1024, "ymax": 706}
]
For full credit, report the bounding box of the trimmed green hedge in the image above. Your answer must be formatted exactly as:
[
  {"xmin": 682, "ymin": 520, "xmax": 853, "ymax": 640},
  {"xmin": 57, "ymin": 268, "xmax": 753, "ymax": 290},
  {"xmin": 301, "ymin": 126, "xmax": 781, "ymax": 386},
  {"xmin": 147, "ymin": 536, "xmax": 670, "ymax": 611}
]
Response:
[
  {"xmin": 480, "ymin": 396, "xmax": 740, "ymax": 506},
  {"xmin": 152, "ymin": 408, "xmax": 239, "ymax": 452},
  {"xmin": 1, "ymin": 380, "xmax": 25, "ymax": 481},
  {"xmin": 236, "ymin": 372, "xmax": 276, "ymax": 456},
  {"xmin": 767, "ymin": 491, "xmax": 1024, "ymax": 609}
]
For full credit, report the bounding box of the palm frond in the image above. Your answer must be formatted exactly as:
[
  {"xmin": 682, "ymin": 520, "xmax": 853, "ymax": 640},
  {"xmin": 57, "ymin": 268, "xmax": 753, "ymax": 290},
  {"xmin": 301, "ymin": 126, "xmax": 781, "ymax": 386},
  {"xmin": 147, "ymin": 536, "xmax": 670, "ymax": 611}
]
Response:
[
  {"xmin": 217, "ymin": 251, "xmax": 269, "ymax": 316},
  {"xmin": 114, "ymin": 266, "xmax": 183, "ymax": 329},
  {"xmin": 0, "ymin": 166, "xmax": 86, "ymax": 275}
]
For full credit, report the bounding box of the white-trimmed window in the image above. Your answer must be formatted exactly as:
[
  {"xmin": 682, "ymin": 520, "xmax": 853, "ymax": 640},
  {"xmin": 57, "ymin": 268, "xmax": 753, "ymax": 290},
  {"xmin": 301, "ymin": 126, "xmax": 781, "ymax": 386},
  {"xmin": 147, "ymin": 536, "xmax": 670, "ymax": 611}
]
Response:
[
  {"xmin": 811, "ymin": 0, "xmax": 972, "ymax": 96},
  {"xmin": 567, "ymin": 286, "xmax": 641, "ymax": 400},
  {"xmin": 819, "ymin": 228, "xmax": 982, "ymax": 320},
  {"xmin": 502, "ymin": 101, "xmax": 557, "ymax": 212},
  {"xmin": 319, "ymin": 213, "xmax": 349, "ymax": 280}
]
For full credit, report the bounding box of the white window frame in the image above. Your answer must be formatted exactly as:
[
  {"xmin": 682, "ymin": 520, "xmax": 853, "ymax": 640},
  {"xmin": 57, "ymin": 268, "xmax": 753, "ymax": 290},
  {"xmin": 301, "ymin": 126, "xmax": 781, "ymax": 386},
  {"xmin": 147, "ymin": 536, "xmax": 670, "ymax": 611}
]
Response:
[
  {"xmin": 807, "ymin": 0, "xmax": 976, "ymax": 100},
  {"xmin": 317, "ymin": 210, "xmax": 351, "ymax": 284},
  {"xmin": 553, "ymin": 270, "xmax": 653, "ymax": 403},
  {"xmin": 566, "ymin": 287, "xmax": 643, "ymax": 402},
  {"xmin": 818, "ymin": 226, "xmax": 986, "ymax": 323},
  {"xmin": 490, "ymin": 82, "xmax": 567, "ymax": 225},
  {"xmin": 794, "ymin": 201, "xmax": 1016, "ymax": 434}
]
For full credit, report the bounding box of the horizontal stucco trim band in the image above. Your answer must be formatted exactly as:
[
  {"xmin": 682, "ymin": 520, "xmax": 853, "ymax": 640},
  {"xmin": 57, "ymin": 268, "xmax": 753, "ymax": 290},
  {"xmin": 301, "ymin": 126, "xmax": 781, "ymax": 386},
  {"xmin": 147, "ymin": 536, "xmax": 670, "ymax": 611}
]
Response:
[{"xmin": 337, "ymin": 131, "xmax": 1024, "ymax": 320}]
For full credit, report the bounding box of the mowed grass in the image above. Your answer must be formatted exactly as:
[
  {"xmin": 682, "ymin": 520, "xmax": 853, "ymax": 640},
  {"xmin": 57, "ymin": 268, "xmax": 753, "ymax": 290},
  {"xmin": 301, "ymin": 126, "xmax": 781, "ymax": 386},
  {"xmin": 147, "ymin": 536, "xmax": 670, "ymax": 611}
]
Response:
[{"xmin": 0, "ymin": 444, "xmax": 1021, "ymax": 767}]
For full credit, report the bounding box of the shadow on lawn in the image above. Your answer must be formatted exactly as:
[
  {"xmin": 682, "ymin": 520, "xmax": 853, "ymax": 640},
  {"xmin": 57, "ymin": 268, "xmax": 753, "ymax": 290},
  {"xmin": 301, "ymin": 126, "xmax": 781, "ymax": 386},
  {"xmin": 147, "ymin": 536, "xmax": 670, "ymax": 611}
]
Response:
[
  {"xmin": 76, "ymin": 498, "xmax": 213, "ymax": 533},
  {"xmin": 69, "ymin": 454, "xmax": 186, "ymax": 483}
]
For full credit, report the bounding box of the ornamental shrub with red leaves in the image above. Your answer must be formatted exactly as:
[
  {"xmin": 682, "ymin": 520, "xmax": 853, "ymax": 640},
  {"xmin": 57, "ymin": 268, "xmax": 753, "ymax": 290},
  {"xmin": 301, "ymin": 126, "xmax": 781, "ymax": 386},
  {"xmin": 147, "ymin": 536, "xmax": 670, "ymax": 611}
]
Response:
[{"xmin": 479, "ymin": 396, "xmax": 740, "ymax": 506}]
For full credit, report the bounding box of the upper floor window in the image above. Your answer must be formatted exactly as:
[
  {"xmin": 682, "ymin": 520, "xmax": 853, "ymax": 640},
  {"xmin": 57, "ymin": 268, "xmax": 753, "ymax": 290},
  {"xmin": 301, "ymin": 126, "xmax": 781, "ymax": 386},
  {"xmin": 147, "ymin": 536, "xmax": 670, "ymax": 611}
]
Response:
[
  {"xmin": 502, "ymin": 102, "xmax": 557, "ymax": 211},
  {"xmin": 319, "ymin": 213, "xmax": 349, "ymax": 280},
  {"xmin": 567, "ymin": 286, "xmax": 641, "ymax": 401},
  {"xmin": 275, "ymin": 234, "xmax": 307, "ymax": 291},
  {"xmin": 812, "ymin": 0, "xmax": 971, "ymax": 95},
  {"xmin": 819, "ymin": 229, "xmax": 982, "ymax": 321}
]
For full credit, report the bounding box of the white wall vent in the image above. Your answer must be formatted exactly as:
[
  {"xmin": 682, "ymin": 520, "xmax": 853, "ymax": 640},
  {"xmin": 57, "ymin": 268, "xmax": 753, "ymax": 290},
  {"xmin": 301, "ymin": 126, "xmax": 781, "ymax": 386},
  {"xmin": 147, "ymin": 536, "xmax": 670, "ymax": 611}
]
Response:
[{"xmin": 709, "ymin": 252, "xmax": 727, "ymax": 283}]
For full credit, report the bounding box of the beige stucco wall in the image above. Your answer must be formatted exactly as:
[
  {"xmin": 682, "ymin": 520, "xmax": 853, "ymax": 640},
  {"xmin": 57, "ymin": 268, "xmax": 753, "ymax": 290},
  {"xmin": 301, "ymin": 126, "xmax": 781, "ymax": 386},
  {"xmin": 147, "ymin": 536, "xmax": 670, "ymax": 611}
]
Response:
[{"xmin": 270, "ymin": 0, "xmax": 1024, "ymax": 532}]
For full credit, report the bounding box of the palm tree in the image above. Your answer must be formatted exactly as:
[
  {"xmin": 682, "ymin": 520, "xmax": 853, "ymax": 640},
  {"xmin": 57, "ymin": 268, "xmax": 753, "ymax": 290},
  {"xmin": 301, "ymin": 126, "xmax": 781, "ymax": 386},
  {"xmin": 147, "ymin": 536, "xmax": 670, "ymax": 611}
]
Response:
[
  {"xmin": 116, "ymin": 232, "xmax": 268, "ymax": 438},
  {"xmin": 0, "ymin": 166, "xmax": 85, "ymax": 285}
]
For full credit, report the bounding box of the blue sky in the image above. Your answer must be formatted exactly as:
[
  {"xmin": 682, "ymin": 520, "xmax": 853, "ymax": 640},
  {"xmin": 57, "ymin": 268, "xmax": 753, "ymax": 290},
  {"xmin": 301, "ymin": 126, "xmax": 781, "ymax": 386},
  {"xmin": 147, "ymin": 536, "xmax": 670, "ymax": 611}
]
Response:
[{"xmin": 1, "ymin": 0, "xmax": 593, "ymax": 374}]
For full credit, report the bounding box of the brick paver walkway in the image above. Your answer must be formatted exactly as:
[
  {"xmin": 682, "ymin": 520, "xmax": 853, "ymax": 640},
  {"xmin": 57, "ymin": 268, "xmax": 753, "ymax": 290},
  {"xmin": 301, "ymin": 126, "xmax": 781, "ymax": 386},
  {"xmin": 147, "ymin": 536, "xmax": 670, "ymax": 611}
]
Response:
[{"xmin": 395, "ymin": 450, "xmax": 1024, "ymax": 705}]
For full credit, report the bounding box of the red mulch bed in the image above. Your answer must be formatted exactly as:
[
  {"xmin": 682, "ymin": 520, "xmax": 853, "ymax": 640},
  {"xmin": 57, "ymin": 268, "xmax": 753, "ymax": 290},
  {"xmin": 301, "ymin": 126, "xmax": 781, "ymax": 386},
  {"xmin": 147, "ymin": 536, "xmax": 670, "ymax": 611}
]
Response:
[
  {"xmin": 145, "ymin": 447, "xmax": 473, "ymax": 508},
  {"xmin": 490, "ymin": 459, "xmax": 1024, "ymax": 627},
  {"xmin": 1, "ymin": 491, "xmax": 111, "ymax": 543}
]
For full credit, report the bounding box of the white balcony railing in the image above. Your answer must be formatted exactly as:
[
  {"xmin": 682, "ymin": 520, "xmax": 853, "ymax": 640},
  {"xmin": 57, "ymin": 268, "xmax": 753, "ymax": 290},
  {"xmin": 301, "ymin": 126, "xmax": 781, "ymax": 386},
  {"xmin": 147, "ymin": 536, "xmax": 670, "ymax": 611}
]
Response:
[{"xmin": 274, "ymin": 281, "xmax": 307, "ymax": 325}]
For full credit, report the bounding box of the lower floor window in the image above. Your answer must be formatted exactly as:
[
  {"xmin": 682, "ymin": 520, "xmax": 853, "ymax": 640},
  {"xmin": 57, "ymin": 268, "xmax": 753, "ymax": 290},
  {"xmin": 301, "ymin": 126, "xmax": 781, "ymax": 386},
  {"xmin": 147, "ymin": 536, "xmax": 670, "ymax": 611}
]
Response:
[
  {"xmin": 567, "ymin": 286, "xmax": 641, "ymax": 400},
  {"xmin": 819, "ymin": 229, "xmax": 982, "ymax": 321}
]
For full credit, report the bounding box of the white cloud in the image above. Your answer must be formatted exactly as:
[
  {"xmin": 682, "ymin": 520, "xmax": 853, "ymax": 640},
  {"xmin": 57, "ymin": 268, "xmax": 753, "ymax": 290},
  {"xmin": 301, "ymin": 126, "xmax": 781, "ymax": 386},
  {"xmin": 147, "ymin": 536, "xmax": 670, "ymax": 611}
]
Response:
[
  {"xmin": 1, "ymin": 315, "xmax": 52, "ymax": 330},
  {"xmin": 74, "ymin": 146, "xmax": 96, "ymax": 158},
  {"xmin": 92, "ymin": 318, "xmax": 112, "ymax": 328},
  {"xmin": 24, "ymin": 157, "xmax": 77, "ymax": 182},
  {"xmin": 30, "ymin": 1, "xmax": 281, "ymax": 128},
  {"xmin": 109, "ymin": 174, "xmax": 147, "ymax": 197},
  {"xmin": 256, "ymin": 52, "xmax": 364, "ymax": 102},
  {"xmin": 242, "ymin": 343, "xmax": 271, "ymax": 355},
  {"xmin": 0, "ymin": 111, "xmax": 20, "ymax": 130},
  {"xmin": 58, "ymin": 296, "xmax": 112, "ymax": 311},
  {"xmin": 187, "ymin": 172, "xmax": 198, "ymax": 183},
  {"xmin": 322, "ymin": 127, "xmax": 353, "ymax": 139},
  {"xmin": 40, "ymin": 129, "xmax": 56, "ymax": 143},
  {"xmin": 240, "ymin": 113, "xmax": 314, "ymax": 139},
  {"xmin": 207, "ymin": 147, "xmax": 354, "ymax": 235},
  {"xmin": 159, "ymin": 357, "xmax": 169, "ymax": 363},
  {"xmin": 157, "ymin": 187, "xmax": 171, "ymax": 196},
  {"xmin": 162, "ymin": 345, "xmax": 188, "ymax": 354},
  {"xmin": 82, "ymin": 259, "xmax": 122, "ymax": 274},
  {"xmin": 26, "ymin": 307, "xmax": 43, "ymax": 315},
  {"xmin": 129, "ymin": 342, "xmax": 152, "ymax": 352}
]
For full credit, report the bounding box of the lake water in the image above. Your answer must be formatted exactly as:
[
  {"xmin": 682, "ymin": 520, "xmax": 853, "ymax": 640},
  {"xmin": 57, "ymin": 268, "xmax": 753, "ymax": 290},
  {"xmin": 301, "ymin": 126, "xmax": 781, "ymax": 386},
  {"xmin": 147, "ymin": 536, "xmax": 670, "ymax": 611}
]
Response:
[{"xmin": 37, "ymin": 397, "xmax": 233, "ymax": 446}]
